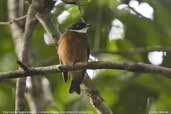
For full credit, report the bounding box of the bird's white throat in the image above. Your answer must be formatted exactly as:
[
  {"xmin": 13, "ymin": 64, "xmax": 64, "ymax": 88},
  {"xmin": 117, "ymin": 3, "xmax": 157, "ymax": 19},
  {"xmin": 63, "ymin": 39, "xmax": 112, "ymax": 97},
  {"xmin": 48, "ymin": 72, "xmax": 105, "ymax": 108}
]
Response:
[{"xmin": 69, "ymin": 27, "xmax": 88, "ymax": 33}]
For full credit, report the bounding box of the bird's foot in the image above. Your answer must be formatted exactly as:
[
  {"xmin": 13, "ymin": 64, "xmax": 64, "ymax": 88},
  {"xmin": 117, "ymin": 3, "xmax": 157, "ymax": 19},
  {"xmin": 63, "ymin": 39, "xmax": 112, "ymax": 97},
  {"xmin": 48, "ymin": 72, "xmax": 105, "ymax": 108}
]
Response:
[
  {"xmin": 72, "ymin": 62, "xmax": 76, "ymax": 69},
  {"xmin": 58, "ymin": 65, "xmax": 67, "ymax": 72}
]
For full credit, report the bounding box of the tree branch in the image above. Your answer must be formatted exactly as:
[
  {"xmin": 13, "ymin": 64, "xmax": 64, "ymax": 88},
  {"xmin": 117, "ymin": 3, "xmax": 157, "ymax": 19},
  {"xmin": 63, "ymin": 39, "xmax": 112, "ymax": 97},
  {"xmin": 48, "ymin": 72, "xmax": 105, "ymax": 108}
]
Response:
[
  {"xmin": 15, "ymin": 3, "xmax": 37, "ymax": 113},
  {"xmin": 1, "ymin": 61, "xmax": 171, "ymax": 113},
  {"xmin": 8, "ymin": 0, "xmax": 38, "ymax": 113},
  {"xmin": 21, "ymin": 0, "xmax": 56, "ymax": 113},
  {"xmin": 83, "ymin": 73, "xmax": 113, "ymax": 114},
  {"xmin": 0, "ymin": 61, "xmax": 170, "ymax": 80},
  {"xmin": 8, "ymin": 0, "xmax": 26, "ymax": 113}
]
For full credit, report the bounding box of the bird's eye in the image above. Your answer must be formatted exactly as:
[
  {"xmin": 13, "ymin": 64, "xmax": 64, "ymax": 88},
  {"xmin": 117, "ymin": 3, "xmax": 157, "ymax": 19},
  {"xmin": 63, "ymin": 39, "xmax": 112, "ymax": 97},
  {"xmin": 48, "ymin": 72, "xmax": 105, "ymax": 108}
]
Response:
[{"xmin": 76, "ymin": 25, "xmax": 80, "ymax": 28}]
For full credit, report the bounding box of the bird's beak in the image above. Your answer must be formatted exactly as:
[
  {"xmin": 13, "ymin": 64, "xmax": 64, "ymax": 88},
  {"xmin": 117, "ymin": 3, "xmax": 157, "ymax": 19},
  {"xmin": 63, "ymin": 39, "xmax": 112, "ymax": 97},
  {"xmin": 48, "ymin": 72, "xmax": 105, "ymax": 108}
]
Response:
[{"xmin": 86, "ymin": 24, "xmax": 91, "ymax": 28}]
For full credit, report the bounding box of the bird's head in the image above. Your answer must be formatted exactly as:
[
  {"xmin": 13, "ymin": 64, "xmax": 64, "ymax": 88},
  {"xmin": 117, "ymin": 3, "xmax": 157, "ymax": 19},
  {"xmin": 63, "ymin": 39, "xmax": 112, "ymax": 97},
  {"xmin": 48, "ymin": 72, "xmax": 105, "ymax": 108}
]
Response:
[{"xmin": 67, "ymin": 22, "xmax": 91, "ymax": 33}]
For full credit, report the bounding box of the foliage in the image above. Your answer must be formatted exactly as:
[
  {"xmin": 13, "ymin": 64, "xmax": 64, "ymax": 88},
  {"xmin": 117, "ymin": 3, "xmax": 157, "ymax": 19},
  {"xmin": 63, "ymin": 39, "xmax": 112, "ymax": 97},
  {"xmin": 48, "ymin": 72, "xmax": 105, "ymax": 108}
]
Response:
[{"xmin": 0, "ymin": 0, "xmax": 171, "ymax": 113}]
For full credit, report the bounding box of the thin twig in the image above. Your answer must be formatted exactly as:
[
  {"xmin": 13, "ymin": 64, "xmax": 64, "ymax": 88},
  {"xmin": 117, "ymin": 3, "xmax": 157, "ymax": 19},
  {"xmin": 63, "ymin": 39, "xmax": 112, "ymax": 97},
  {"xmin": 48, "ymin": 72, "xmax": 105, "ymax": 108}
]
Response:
[
  {"xmin": 78, "ymin": 2, "xmax": 86, "ymax": 22},
  {"xmin": 17, "ymin": 61, "xmax": 29, "ymax": 71},
  {"xmin": 61, "ymin": 0, "xmax": 79, "ymax": 4},
  {"xmin": 127, "ymin": 4, "xmax": 152, "ymax": 20},
  {"xmin": 0, "ymin": 15, "xmax": 27, "ymax": 25},
  {"xmin": 36, "ymin": 13, "xmax": 60, "ymax": 42},
  {"xmin": 0, "ymin": 22, "xmax": 11, "ymax": 25}
]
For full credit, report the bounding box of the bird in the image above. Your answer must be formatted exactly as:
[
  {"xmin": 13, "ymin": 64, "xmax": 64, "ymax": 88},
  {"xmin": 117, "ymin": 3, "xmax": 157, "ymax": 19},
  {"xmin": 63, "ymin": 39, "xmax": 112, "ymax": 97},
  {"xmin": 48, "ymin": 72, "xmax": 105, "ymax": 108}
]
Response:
[{"xmin": 57, "ymin": 22, "xmax": 90, "ymax": 94}]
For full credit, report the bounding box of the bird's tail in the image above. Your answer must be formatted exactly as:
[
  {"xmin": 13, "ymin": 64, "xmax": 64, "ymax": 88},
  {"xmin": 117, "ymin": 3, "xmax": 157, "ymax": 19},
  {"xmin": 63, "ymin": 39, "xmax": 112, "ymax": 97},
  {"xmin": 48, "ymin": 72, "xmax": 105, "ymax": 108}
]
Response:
[
  {"xmin": 62, "ymin": 71, "xmax": 68, "ymax": 82},
  {"xmin": 69, "ymin": 79, "xmax": 81, "ymax": 94},
  {"xmin": 69, "ymin": 70, "xmax": 85, "ymax": 94}
]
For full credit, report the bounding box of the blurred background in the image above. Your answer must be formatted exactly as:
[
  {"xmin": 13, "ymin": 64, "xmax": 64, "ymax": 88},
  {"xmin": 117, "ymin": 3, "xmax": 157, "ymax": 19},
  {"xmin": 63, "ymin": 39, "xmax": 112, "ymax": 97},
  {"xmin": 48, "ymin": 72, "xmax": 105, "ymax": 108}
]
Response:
[{"xmin": 0, "ymin": 0, "xmax": 171, "ymax": 113}]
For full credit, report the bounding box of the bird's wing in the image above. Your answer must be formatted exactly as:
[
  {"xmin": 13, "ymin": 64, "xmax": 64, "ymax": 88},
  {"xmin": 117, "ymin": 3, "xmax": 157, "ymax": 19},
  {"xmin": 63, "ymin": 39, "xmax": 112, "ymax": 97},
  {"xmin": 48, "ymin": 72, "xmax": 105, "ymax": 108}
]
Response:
[{"xmin": 59, "ymin": 58, "xmax": 68, "ymax": 82}]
